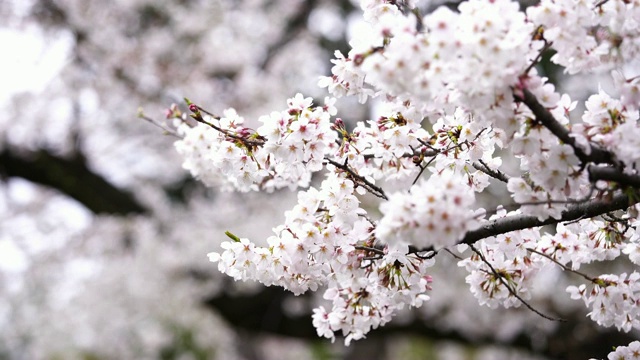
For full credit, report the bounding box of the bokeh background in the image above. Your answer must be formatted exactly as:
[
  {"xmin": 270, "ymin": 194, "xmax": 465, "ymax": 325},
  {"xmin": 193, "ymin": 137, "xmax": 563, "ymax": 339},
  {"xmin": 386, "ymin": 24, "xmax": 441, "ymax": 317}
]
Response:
[{"xmin": 0, "ymin": 1, "xmax": 635, "ymax": 359}]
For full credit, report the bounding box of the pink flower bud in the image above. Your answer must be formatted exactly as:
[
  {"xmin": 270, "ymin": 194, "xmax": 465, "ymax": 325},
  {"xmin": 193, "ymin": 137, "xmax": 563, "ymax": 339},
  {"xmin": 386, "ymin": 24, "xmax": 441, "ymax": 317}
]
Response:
[{"xmin": 353, "ymin": 54, "xmax": 365, "ymax": 66}]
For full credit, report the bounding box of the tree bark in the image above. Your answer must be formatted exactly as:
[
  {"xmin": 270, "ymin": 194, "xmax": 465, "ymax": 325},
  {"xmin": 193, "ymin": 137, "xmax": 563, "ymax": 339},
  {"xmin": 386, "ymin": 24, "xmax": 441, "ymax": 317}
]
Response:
[{"xmin": 0, "ymin": 147, "xmax": 147, "ymax": 215}]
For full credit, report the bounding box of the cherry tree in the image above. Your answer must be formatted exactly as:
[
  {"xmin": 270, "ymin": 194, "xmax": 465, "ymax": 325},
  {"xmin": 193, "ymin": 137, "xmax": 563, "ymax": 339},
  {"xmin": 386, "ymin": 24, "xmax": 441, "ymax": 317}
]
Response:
[
  {"xmin": 0, "ymin": 0, "xmax": 343, "ymax": 358},
  {"xmin": 2, "ymin": 0, "xmax": 640, "ymax": 359},
  {"xmin": 158, "ymin": 0, "xmax": 640, "ymax": 358}
]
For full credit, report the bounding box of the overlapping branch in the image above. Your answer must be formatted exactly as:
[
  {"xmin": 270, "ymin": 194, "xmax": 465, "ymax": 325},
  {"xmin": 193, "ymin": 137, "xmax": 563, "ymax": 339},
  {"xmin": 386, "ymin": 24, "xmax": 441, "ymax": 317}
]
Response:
[
  {"xmin": 463, "ymin": 87, "xmax": 640, "ymax": 248},
  {"xmin": 472, "ymin": 159, "xmax": 510, "ymax": 183},
  {"xmin": 460, "ymin": 191, "xmax": 637, "ymax": 246},
  {"xmin": 518, "ymin": 88, "xmax": 614, "ymax": 166},
  {"xmin": 324, "ymin": 157, "xmax": 388, "ymax": 200},
  {"xmin": 588, "ymin": 165, "xmax": 640, "ymax": 188}
]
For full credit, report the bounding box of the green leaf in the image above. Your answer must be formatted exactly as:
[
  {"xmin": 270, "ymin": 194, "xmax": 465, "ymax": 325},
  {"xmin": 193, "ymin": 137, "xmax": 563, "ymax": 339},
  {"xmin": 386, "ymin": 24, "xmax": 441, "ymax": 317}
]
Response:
[{"xmin": 224, "ymin": 231, "xmax": 241, "ymax": 242}]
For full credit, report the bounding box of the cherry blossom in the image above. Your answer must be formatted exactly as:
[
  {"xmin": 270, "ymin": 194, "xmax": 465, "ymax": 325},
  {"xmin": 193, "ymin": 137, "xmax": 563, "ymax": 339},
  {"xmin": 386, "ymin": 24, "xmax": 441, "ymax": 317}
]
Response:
[
  {"xmin": 171, "ymin": 0, "xmax": 640, "ymax": 349},
  {"xmin": 6, "ymin": 0, "xmax": 640, "ymax": 357},
  {"xmin": 376, "ymin": 171, "xmax": 480, "ymax": 249},
  {"xmin": 598, "ymin": 340, "xmax": 640, "ymax": 360},
  {"xmin": 567, "ymin": 272, "xmax": 640, "ymax": 332}
]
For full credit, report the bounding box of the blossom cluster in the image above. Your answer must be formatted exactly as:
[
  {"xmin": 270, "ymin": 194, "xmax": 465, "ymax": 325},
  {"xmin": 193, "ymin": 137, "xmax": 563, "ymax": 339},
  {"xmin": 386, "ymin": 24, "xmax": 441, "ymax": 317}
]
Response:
[
  {"xmin": 312, "ymin": 248, "xmax": 434, "ymax": 345},
  {"xmin": 168, "ymin": 0, "xmax": 640, "ymax": 351},
  {"xmin": 622, "ymin": 218, "xmax": 640, "ymax": 265},
  {"xmin": 598, "ymin": 340, "xmax": 640, "ymax": 360},
  {"xmin": 429, "ymin": 108, "xmax": 502, "ymax": 192},
  {"xmin": 528, "ymin": 0, "xmax": 640, "ymax": 74},
  {"xmin": 209, "ymin": 173, "xmax": 436, "ymax": 342},
  {"xmin": 208, "ymin": 174, "xmax": 364, "ymax": 294},
  {"xmin": 330, "ymin": 104, "xmax": 501, "ymax": 191},
  {"xmin": 318, "ymin": 50, "xmax": 373, "ymax": 104},
  {"xmin": 536, "ymin": 220, "xmax": 630, "ymax": 270},
  {"xmin": 332, "ymin": 105, "xmax": 429, "ymax": 186},
  {"xmin": 174, "ymin": 94, "xmax": 338, "ymax": 192},
  {"xmin": 568, "ymin": 272, "xmax": 640, "ymax": 332},
  {"xmin": 458, "ymin": 209, "xmax": 543, "ymax": 309},
  {"xmin": 376, "ymin": 171, "xmax": 480, "ymax": 250},
  {"xmin": 506, "ymin": 75, "xmax": 592, "ymax": 220},
  {"xmin": 573, "ymin": 89, "xmax": 640, "ymax": 172},
  {"xmin": 321, "ymin": 0, "xmax": 536, "ymax": 127}
]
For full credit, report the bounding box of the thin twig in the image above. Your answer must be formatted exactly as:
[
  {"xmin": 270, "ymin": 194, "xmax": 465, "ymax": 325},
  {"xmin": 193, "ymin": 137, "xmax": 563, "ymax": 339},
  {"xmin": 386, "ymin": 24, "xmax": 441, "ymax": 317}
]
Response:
[
  {"xmin": 192, "ymin": 116, "xmax": 265, "ymax": 148},
  {"xmin": 358, "ymin": 213, "xmax": 377, "ymax": 226},
  {"xmin": 138, "ymin": 113, "xmax": 181, "ymax": 138},
  {"xmin": 412, "ymin": 155, "xmax": 435, "ymax": 186},
  {"xmin": 499, "ymin": 187, "xmax": 596, "ymax": 211},
  {"xmin": 469, "ymin": 244, "xmax": 565, "ymax": 322},
  {"xmin": 526, "ymin": 248, "xmax": 598, "ymax": 283},
  {"xmin": 472, "ymin": 160, "xmax": 510, "ymax": 183},
  {"xmin": 355, "ymin": 245, "xmax": 386, "ymax": 256},
  {"xmin": 196, "ymin": 106, "xmax": 218, "ymax": 118},
  {"xmin": 523, "ymin": 39, "xmax": 553, "ymax": 76},
  {"xmin": 444, "ymin": 248, "xmax": 463, "ymax": 261},
  {"xmin": 324, "ymin": 157, "xmax": 388, "ymax": 200}
]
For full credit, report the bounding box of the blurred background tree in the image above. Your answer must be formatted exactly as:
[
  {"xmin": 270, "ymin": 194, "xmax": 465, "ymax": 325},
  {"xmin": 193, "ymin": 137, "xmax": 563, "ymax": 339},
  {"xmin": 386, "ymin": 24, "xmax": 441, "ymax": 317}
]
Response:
[{"xmin": 0, "ymin": 1, "xmax": 634, "ymax": 359}]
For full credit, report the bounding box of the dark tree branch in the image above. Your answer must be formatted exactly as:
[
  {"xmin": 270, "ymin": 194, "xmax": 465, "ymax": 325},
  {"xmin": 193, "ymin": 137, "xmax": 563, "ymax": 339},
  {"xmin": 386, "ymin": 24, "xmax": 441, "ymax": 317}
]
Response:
[
  {"xmin": 518, "ymin": 88, "xmax": 614, "ymax": 166},
  {"xmin": 588, "ymin": 165, "xmax": 640, "ymax": 188},
  {"xmin": 460, "ymin": 191, "xmax": 637, "ymax": 246},
  {"xmin": 473, "ymin": 160, "xmax": 510, "ymax": 183},
  {"xmin": 0, "ymin": 147, "xmax": 147, "ymax": 215},
  {"xmin": 407, "ymin": 191, "xmax": 636, "ymax": 257}
]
